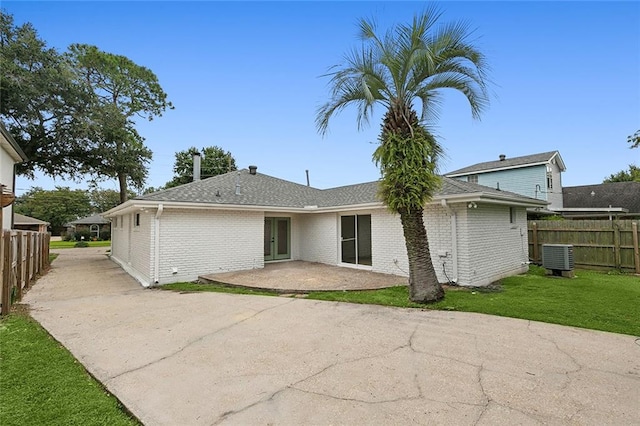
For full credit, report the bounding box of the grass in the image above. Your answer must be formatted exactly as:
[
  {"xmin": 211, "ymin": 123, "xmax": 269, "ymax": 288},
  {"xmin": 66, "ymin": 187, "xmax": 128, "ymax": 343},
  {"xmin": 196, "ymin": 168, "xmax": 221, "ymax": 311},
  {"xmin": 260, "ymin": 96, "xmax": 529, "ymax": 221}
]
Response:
[
  {"xmin": 308, "ymin": 266, "xmax": 640, "ymax": 336},
  {"xmin": 160, "ymin": 281, "xmax": 279, "ymax": 297},
  {"xmin": 162, "ymin": 266, "xmax": 639, "ymax": 336},
  {"xmin": 49, "ymin": 253, "xmax": 59, "ymax": 263},
  {"xmin": 0, "ymin": 310, "xmax": 138, "ymax": 426},
  {"xmin": 50, "ymin": 240, "xmax": 111, "ymax": 249}
]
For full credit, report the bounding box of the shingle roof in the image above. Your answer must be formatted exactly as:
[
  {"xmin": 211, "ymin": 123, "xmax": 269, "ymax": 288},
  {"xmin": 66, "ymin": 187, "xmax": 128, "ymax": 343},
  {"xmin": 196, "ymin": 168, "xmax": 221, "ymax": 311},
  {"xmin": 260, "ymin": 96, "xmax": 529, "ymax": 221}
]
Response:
[
  {"xmin": 563, "ymin": 182, "xmax": 640, "ymax": 212},
  {"xmin": 69, "ymin": 214, "xmax": 110, "ymax": 225},
  {"xmin": 13, "ymin": 213, "xmax": 49, "ymax": 226},
  {"xmin": 135, "ymin": 169, "xmax": 541, "ymax": 208},
  {"xmin": 445, "ymin": 151, "xmax": 564, "ymax": 176}
]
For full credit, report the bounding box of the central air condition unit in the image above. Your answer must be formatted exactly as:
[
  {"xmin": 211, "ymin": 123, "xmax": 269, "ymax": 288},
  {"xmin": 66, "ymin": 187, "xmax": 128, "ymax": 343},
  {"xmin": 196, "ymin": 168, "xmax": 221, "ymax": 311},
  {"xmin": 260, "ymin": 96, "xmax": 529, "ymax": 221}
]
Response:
[{"xmin": 542, "ymin": 244, "xmax": 574, "ymax": 271}]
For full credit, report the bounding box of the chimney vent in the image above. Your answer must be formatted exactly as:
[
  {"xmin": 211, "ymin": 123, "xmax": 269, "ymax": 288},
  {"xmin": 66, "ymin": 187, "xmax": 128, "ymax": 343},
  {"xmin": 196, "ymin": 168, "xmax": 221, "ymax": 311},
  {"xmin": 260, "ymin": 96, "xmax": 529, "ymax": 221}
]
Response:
[
  {"xmin": 248, "ymin": 165, "xmax": 257, "ymax": 175},
  {"xmin": 193, "ymin": 152, "xmax": 201, "ymax": 181},
  {"xmin": 499, "ymin": 154, "xmax": 506, "ymax": 161}
]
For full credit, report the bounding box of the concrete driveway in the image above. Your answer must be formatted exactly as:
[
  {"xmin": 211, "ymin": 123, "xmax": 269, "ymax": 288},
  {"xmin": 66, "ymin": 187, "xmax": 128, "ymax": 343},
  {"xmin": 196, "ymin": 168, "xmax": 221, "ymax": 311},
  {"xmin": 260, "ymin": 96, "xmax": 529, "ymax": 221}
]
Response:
[{"xmin": 24, "ymin": 248, "xmax": 640, "ymax": 425}]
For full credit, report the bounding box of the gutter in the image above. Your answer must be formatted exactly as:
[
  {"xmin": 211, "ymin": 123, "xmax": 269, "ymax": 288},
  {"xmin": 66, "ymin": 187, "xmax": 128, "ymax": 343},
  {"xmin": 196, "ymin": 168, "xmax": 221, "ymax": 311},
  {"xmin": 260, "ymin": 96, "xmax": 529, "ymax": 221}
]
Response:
[{"xmin": 153, "ymin": 204, "xmax": 163, "ymax": 284}]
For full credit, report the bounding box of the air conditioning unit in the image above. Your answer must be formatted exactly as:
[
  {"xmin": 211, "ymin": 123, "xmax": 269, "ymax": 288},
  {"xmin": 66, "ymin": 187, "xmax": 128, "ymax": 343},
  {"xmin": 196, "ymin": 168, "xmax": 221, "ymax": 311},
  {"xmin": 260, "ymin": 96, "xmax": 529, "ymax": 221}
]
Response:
[{"xmin": 542, "ymin": 244, "xmax": 574, "ymax": 271}]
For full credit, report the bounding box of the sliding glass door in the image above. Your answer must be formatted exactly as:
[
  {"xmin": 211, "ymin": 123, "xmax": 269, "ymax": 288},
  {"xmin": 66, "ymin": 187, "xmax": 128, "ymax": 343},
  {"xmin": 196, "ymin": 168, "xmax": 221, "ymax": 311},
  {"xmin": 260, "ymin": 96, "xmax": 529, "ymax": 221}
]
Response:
[{"xmin": 340, "ymin": 215, "xmax": 371, "ymax": 266}]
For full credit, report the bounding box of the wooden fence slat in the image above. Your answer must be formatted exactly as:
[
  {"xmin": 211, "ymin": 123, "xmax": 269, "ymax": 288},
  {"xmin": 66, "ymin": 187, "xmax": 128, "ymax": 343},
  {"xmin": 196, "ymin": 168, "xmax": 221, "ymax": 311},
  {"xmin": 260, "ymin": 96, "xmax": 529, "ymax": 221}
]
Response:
[
  {"xmin": 1, "ymin": 231, "xmax": 11, "ymax": 315},
  {"xmin": 633, "ymin": 222, "xmax": 640, "ymax": 274},
  {"xmin": 1, "ymin": 230, "xmax": 50, "ymax": 315},
  {"xmin": 528, "ymin": 219, "xmax": 640, "ymax": 272}
]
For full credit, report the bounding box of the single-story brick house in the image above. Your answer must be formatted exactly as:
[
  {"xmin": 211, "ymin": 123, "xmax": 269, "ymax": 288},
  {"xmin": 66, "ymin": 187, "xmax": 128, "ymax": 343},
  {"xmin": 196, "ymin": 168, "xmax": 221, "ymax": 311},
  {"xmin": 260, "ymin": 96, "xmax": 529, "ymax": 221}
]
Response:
[
  {"xmin": 66, "ymin": 214, "xmax": 111, "ymax": 239},
  {"xmin": 103, "ymin": 167, "xmax": 546, "ymax": 288}
]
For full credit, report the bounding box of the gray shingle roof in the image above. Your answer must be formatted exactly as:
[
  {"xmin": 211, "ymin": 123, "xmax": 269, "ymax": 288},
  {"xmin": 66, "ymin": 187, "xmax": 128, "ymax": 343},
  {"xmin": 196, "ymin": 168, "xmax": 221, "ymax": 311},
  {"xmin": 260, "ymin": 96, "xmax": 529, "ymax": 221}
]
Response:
[
  {"xmin": 135, "ymin": 169, "xmax": 541, "ymax": 208},
  {"xmin": 445, "ymin": 151, "xmax": 563, "ymax": 176},
  {"xmin": 69, "ymin": 214, "xmax": 110, "ymax": 225},
  {"xmin": 563, "ymin": 182, "xmax": 640, "ymax": 212},
  {"xmin": 13, "ymin": 213, "xmax": 49, "ymax": 225}
]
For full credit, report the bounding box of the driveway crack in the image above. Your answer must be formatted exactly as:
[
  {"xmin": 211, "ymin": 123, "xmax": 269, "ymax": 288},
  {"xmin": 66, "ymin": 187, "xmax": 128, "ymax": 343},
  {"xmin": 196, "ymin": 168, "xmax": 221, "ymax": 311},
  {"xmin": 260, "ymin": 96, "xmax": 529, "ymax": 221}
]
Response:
[{"xmin": 106, "ymin": 298, "xmax": 296, "ymax": 381}]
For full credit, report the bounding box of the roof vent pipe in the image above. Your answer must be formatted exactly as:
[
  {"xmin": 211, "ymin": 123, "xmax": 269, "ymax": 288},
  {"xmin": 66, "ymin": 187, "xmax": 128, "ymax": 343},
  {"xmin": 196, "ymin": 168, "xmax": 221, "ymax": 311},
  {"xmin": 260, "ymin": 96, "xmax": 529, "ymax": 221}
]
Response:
[
  {"xmin": 305, "ymin": 169, "xmax": 310, "ymax": 187},
  {"xmin": 499, "ymin": 154, "xmax": 506, "ymax": 161},
  {"xmin": 193, "ymin": 152, "xmax": 201, "ymax": 181},
  {"xmin": 248, "ymin": 165, "xmax": 257, "ymax": 175}
]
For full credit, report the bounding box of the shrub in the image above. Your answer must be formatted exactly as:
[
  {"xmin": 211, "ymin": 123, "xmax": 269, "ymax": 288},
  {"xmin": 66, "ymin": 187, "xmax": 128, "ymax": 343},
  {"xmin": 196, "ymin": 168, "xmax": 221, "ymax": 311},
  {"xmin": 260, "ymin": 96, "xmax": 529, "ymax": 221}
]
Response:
[
  {"xmin": 62, "ymin": 233, "xmax": 74, "ymax": 242},
  {"xmin": 73, "ymin": 230, "xmax": 91, "ymax": 241},
  {"xmin": 99, "ymin": 230, "xmax": 111, "ymax": 241},
  {"xmin": 74, "ymin": 241, "xmax": 89, "ymax": 248}
]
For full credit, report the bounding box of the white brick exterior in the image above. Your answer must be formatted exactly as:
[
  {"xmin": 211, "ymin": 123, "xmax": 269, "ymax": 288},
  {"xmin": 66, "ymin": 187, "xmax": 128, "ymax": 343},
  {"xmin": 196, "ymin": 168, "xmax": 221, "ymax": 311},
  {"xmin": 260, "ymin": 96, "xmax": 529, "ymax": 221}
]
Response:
[
  {"xmin": 297, "ymin": 212, "xmax": 339, "ymax": 265},
  {"xmin": 109, "ymin": 202, "xmax": 530, "ymax": 288},
  {"xmin": 460, "ymin": 204, "xmax": 529, "ymax": 286}
]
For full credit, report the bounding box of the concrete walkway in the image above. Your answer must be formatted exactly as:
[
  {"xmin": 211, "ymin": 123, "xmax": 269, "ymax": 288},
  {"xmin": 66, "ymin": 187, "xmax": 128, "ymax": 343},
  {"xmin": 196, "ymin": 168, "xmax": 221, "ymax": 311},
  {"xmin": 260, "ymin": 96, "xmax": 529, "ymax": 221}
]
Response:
[{"xmin": 24, "ymin": 249, "xmax": 640, "ymax": 425}]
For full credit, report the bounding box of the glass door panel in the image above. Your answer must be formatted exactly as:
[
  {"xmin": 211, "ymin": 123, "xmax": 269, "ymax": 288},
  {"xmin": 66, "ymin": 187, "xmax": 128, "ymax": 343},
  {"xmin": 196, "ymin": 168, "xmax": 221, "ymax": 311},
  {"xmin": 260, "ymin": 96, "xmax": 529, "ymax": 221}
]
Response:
[
  {"xmin": 341, "ymin": 215, "xmax": 357, "ymax": 264},
  {"xmin": 357, "ymin": 214, "xmax": 372, "ymax": 266},
  {"xmin": 264, "ymin": 218, "xmax": 273, "ymax": 260},
  {"xmin": 274, "ymin": 218, "xmax": 290, "ymax": 260},
  {"xmin": 265, "ymin": 217, "xmax": 290, "ymax": 261}
]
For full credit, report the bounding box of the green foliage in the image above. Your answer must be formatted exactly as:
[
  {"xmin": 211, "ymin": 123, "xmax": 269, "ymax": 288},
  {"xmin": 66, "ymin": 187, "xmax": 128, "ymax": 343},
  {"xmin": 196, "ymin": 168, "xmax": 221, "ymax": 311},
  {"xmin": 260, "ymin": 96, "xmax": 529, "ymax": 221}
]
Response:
[
  {"xmin": 74, "ymin": 241, "xmax": 89, "ymax": 248},
  {"xmin": 373, "ymin": 130, "xmax": 442, "ymax": 212},
  {"xmin": 14, "ymin": 187, "xmax": 92, "ymax": 235},
  {"xmin": 316, "ymin": 7, "xmax": 489, "ymax": 302},
  {"xmin": 0, "ymin": 313, "xmax": 138, "ymax": 425},
  {"xmin": 0, "ymin": 12, "xmax": 92, "ymax": 178},
  {"xmin": 628, "ymin": 129, "xmax": 639, "ymax": 149},
  {"xmin": 68, "ymin": 44, "xmax": 173, "ymax": 202},
  {"xmin": 99, "ymin": 230, "xmax": 111, "ymax": 241},
  {"xmin": 73, "ymin": 230, "xmax": 92, "ymax": 241},
  {"xmin": 50, "ymin": 240, "xmax": 111, "ymax": 249},
  {"xmin": 308, "ymin": 268, "xmax": 640, "ymax": 336},
  {"xmin": 88, "ymin": 187, "xmax": 135, "ymax": 212},
  {"xmin": 603, "ymin": 164, "xmax": 640, "ymax": 183},
  {"xmin": 165, "ymin": 146, "xmax": 237, "ymax": 188}
]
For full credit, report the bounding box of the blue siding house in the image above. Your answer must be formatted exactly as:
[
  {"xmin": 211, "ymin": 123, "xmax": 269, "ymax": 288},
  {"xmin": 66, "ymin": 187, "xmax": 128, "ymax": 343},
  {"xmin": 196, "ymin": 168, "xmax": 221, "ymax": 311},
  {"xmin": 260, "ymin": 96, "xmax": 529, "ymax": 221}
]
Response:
[{"xmin": 445, "ymin": 151, "xmax": 566, "ymax": 211}]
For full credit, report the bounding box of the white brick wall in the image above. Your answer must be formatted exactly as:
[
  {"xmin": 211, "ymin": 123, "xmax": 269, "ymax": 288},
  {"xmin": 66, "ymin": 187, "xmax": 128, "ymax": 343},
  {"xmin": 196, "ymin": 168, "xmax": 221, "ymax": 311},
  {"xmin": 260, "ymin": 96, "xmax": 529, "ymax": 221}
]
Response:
[
  {"xmin": 109, "ymin": 202, "xmax": 530, "ymax": 288},
  {"xmin": 297, "ymin": 212, "xmax": 338, "ymax": 265},
  {"xmin": 463, "ymin": 204, "xmax": 529, "ymax": 286},
  {"xmin": 157, "ymin": 209, "xmax": 264, "ymax": 284}
]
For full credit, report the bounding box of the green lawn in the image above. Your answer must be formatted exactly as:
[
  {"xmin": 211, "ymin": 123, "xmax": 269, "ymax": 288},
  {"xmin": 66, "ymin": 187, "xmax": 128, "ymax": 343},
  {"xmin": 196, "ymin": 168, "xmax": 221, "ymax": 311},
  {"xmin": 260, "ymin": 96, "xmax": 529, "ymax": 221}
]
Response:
[
  {"xmin": 0, "ymin": 311, "xmax": 139, "ymax": 426},
  {"xmin": 309, "ymin": 266, "xmax": 640, "ymax": 336},
  {"xmin": 162, "ymin": 267, "xmax": 640, "ymax": 336},
  {"xmin": 50, "ymin": 240, "xmax": 111, "ymax": 249}
]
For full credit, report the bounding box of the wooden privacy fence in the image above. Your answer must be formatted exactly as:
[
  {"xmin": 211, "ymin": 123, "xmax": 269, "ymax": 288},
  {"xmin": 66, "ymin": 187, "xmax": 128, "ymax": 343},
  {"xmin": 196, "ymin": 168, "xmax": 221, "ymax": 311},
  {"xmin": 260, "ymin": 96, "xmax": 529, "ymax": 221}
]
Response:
[
  {"xmin": 1, "ymin": 230, "xmax": 50, "ymax": 315},
  {"xmin": 528, "ymin": 220, "xmax": 640, "ymax": 273}
]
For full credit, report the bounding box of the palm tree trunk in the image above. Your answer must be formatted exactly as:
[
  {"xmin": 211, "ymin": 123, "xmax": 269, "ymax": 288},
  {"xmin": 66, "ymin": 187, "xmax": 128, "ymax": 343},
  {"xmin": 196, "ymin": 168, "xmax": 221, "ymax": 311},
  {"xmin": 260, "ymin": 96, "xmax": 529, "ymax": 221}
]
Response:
[{"xmin": 399, "ymin": 207, "xmax": 444, "ymax": 303}]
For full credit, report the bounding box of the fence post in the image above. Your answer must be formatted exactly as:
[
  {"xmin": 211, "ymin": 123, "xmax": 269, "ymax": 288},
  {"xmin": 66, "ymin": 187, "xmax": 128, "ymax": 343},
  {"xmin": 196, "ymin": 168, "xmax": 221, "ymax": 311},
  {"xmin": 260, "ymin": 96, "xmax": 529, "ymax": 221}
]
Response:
[
  {"xmin": 633, "ymin": 222, "xmax": 640, "ymax": 275},
  {"xmin": 1, "ymin": 231, "xmax": 11, "ymax": 315},
  {"xmin": 16, "ymin": 231, "xmax": 23, "ymax": 300},
  {"xmin": 613, "ymin": 221, "xmax": 621, "ymax": 270},
  {"xmin": 25, "ymin": 233, "xmax": 32, "ymax": 288},
  {"xmin": 531, "ymin": 222, "xmax": 539, "ymax": 263}
]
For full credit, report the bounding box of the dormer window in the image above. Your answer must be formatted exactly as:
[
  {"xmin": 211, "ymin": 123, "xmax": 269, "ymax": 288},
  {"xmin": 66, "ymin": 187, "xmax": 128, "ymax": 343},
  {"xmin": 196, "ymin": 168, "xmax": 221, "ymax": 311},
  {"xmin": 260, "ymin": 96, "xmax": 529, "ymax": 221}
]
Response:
[
  {"xmin": 468, "ymin": 175, "xmax": 478, "ymax": 184},
  {"xmin": 546, "ymin": 171, "xmax": 553, "ymax": 189}
]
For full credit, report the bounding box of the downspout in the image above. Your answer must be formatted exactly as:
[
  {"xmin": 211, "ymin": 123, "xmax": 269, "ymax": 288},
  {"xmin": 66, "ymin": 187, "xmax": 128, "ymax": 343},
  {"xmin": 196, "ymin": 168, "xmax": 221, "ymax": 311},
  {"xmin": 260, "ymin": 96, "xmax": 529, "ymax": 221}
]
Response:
[
  {"xmin": 153, "ymin": 204, "xmax": 164, "ymax": 285},
  {"xmin": 440, "ymin": 199, "xmax": 458, "ymax": 284}
]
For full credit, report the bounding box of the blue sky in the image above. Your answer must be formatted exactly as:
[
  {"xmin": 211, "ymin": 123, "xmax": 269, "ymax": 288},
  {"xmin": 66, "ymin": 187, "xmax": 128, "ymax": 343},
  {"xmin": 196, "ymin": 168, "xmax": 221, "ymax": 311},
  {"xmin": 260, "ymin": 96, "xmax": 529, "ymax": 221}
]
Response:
[{"xmin": 6, "ymin": 1, "xmax": 640, "ymax": 195}]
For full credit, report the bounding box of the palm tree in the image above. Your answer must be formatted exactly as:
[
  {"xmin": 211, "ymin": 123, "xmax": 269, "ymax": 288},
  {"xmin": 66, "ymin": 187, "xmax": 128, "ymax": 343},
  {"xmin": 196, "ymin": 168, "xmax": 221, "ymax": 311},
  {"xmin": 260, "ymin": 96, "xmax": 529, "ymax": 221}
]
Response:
[{"xmin": 316, "ymin": 8, "xmax": 489, "ymax": 302}]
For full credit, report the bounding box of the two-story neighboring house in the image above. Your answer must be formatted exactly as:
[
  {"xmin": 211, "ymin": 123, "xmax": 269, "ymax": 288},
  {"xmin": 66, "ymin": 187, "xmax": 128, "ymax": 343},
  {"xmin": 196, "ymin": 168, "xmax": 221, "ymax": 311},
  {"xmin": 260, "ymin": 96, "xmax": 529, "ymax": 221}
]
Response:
[
  {"xmin": 1, "ymin": 123, "xmax": 28, "ymax": 230},
  {"xmin": 444, "ymin": 151, "xmax": 566, "ymax": 211}
]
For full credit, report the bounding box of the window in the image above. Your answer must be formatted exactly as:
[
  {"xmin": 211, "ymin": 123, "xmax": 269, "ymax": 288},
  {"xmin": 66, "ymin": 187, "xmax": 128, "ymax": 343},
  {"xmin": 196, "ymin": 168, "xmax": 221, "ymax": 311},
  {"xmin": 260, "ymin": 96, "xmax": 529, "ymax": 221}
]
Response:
[
  {"xmin": 546, "ymin": 171, "xmax": 553, "ymax": 189},
  {"xmin": 509, "ymin": 207, "xmax": 516, "ymax": 224},
  {"xmin": 468, "ymin": 175, "xmax": 478, "ymax": 184},
  {"xmin": 134, "ymin": 213, "xmax": 141, "ymax": 227}
]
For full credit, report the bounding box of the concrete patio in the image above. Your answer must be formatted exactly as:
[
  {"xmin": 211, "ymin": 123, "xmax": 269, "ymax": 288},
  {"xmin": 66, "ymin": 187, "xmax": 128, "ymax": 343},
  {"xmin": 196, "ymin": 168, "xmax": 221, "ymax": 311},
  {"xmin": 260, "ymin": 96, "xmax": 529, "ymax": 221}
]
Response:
[{"xmin": 200, "ymin": 260, "xmax": 408, "ymax": 292}]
